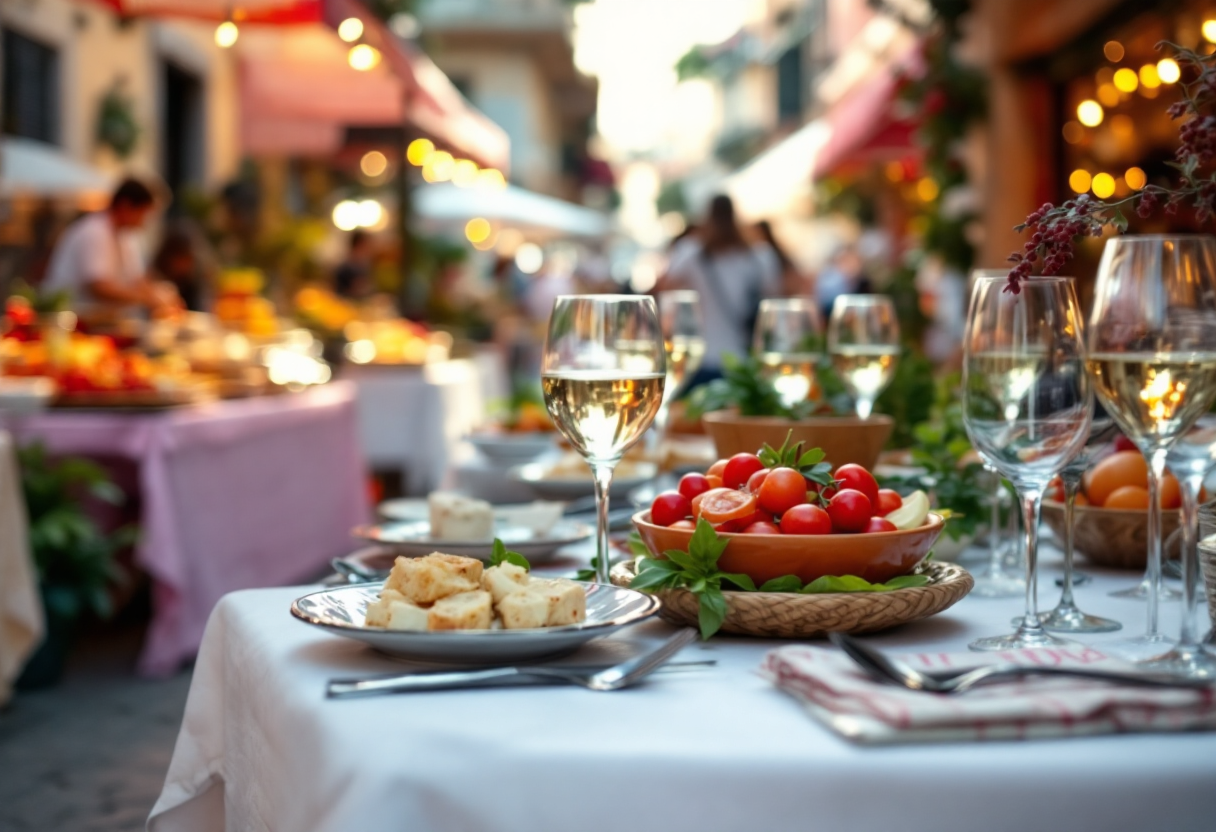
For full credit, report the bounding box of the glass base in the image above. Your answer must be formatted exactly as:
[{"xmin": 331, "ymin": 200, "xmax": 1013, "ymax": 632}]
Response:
[
  {"xmin": 1036, "ymin": 604, "xmax": 1122, "ymax": 634},
  {"xmin": 1055, "ymin": 571, "xmax": 1092, "ymax": 588},
  {"xmin": 1097, "ymin": 633, "xmax": 1174, "ymax": 662},
  {"xmin": 1108, "ymin": 578, "xmax": 1183, "ymax": 601},
  {"xmin": 1138, "ymin": 646, "xmax": 1216, "ymax": 680},
  {"xmin": 970, "ymin": 572, "xmax": 1025, "ymax": 599},
  {"xmin": 970, "ymin": 627, "xmax": 1078, "ymax": 652}
]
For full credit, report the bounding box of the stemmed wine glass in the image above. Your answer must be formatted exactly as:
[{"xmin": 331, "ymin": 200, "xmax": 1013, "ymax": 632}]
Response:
[
  {"xmin": 647, "ymin": 291, "xmax": 706, "ymax": 450},
  {"xmin": 971, "ymin": 464, "xmax": 1025, "ymax": 598},
  {"xmin": 827, "ymin": 295, "xmax": 900, "ymax": 419},
  {"xmin": 541, "ymin": 295, "xmax": 666, "ymax": 585},
  {"xmin": 1087, "ymin": 235, "xmax": 1216, "ymax": 655},
  {"xmin": 962, "ymin": 276, "xmax": 1092, "ymax": 651},
  {"xmin": 752, "ymin": 298, "xmax": 822, "ymax": 409},
  {"xmin": 1037, "ymin": 412, "xmax": 1122, "ymax": 632},
  {"xmin": 1144, "ymin": 416, "xmax": 1216, "ymax": 678}
]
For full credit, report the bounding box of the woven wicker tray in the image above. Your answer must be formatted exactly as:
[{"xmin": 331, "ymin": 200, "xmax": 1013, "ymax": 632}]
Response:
[{"xmin": 610, "ymin": 560, "xmax": 973, "ymax": 639}]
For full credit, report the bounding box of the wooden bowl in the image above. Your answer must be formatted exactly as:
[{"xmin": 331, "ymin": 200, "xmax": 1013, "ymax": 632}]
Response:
[
  {"xmin": 632, "ymin": 509, "xmax": 944, "ymax": 586},
  {"xmin": 1041, "ymin": 499, "xmax": 1181, "ymax": 570},
  {"xmin": 701, "ymin": 411, "xmax": 893, "ymax": 470}
]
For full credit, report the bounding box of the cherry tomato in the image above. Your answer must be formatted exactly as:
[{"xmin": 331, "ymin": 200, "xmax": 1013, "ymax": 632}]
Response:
[
  {"xmin": 698, "ymin": 488, "xmax": 759, "ymax": 524},
  {"xmin": 779, "ymin": 503, "xmax": 833, "ymax": 535},
  {"xmin": 746, "ymin": 468, "xmax": 769, "ymax": 493},
  {"xmin": 875, "ymin": 489, "xmax": 903, "ymax": 517},
  {"xmin": 733, "ymin": 507, "xmax": 774, "ymax": 528},
  {"xmin": 741, "ymin": 521, "xmax": 782, "ymax": 535},
  {"xmin": 705, "ymin": 474, "xmax": 724, "ymax": 489},
  {"xmin": 707, "ymin": 459, "xmax": 728, "ymax": 478},
  {"xmin": 833, "ymin": 464, "xmax": 879, "ymax": 509},
  {"xmin": 650, "ymin": 490, "xmax": 692, "ymax": 527},
  {"xmin": 827, "ymin": 488, "xmax": 872, "ymax": 533},
  {"xmin": 715, "ymin": 519, "xmax": 746, "ymax": 533},
  {"xmin": 678, "ymin": 473, "xmax": 712, "ymax": 501},
  {"xmin": 758, "ymin": 467, "xmax": 809, "ymax": 515},
  {"xmin": 864, "ymin": 517, "xmax": 898, "ymax": 533},
  {"xmin": 669, "ymin": 519, "xmax": 696, "ymax": 530},
  {"xmin": 723, "ymin": 453, "xmax": 765, "ymax": 489},
  {"xmin": 1114, "ymin": 434, "xmax": 1136, "ymax": 453}
]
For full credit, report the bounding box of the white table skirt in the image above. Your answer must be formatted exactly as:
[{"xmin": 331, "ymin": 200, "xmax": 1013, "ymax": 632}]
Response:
[{"xmin": 149, "ymin": 550, "xmax": 1216, "ymax": 832}]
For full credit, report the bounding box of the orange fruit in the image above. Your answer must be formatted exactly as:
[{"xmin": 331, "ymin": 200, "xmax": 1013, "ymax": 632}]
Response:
[
  {"xmin": 1159, "ymin": 474, "xmax": 1181, "ymax": 510},
  {"xmin": 1075, "ymin": 492, "xmax": 1089, "ymax": 506},
  {"xmin": 707, "ymin": 459, "xmax": 728, "ymax": 478},
  {"xmin": 1105, "ymin": 485, "xmax": 1150, "ymax": 509},
  {"xmin": 705, "ymin": 474, "xmax": 724, "ymax": 489},
  {"xmin": 1086, "ymin": 451, "xmax": 1147, "ymax": 507}
]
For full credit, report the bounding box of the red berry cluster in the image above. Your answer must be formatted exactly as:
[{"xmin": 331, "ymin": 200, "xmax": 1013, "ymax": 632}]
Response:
[{"xmin": 1006, "ymin": 197, "xmax": 1105, "ymax": 293}]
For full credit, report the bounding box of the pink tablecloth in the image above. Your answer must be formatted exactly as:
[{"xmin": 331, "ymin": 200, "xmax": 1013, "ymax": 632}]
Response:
[{"xmin": 1, "ymin": 382, "xmax": 370, "ymax": 676}]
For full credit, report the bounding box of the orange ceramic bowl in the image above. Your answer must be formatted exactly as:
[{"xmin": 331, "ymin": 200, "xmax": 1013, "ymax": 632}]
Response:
[{"xmin": 632, "ymin": 510, "xmax": 945, "ymax": 586}]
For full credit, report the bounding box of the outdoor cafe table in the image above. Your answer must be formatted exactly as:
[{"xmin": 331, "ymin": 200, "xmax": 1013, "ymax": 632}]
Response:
[
  {"xmin": 0, "ymin": 382, "xmax": 370, "ymax": 676},
  {"xmin": 149, "ymin": 551, "xmax": 1216, "ymax": 832}
]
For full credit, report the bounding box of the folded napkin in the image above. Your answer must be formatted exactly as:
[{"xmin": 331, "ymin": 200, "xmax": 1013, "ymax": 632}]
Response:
[{"xmin": 760, "ymin": 644, "xmax": 1216, "ymax": 744}]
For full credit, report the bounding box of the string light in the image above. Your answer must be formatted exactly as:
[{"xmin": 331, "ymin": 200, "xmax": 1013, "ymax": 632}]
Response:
[
  {"xmin": 465, "ymin": 218, "xmax": 492, "ymax": 244},
  {"xmin": 916, "ymin": 177, "xmax": 939, "ymax": 202},
  {"xmin": 360, "ymin": 150, "xmax": 388, "ymax": 178},
  {"xmin": 1204, "ymin": 20, "xmax": 1216, "ymax": 43},
  {"xmin": 423, "ymin": 151, "xmax": 454, "ymax": 182},
  {"xmin": 1125, "ymin": 167, "xmax": 1147, "ymax": 190},
  {"xmin": 1113, "ymin": 67, "xmax": 1139, "ymax": 93},
  {"xmin": 406, "ymin": 138, "xmax": 434, "ymax": 166},
  {"xmin": 215, "ymin": 21, "xmax": 239, "ymax": 48},
  {"xmin": 1062, "ymin": 122, "xmax": 1085, "ymax": 144},
  {"xmin": 1091, "ymin": 172, "xmax": 1116, "ymax": 199},
  {"xmin": 1077, "ymin": 99, "xmax": 1104, "ymax": 127},
  {"xmin": 1069, "ymin": 170, "xmax": 1093, "ymax": 194},
  {"xmin": 452, "ymin": 159, "xmax": 479, "ymax": 187},
  {"xmin": 1139, "ymin": 64, "xmax": 1161, "ymax": 89},
  {"xmin": 1097, "ymin": 83, "xmax": 1119, "ymax": 107},
  {"xmin": 348, "ymin": 44, "xmax": 381, "ymax": 71},
  {"xmin": 1103, "ymin": 41, "xmax": 1124, "ymax": 62},
  {"xmin": 338, "ymin": 18, "xmax": 364, "ymax": 42},
  {"xmin": 476, "ymin": 168, "xmax": 507, "ymax": 189},
  {"xmin": 1157, "ymin": 58, "xmax": 1180, "ymax": 84}
]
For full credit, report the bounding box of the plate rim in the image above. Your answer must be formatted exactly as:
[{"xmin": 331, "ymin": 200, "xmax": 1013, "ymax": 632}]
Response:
[{"xmin": 351, "ymin": 518, "xmax": 594, "ymax": 547}]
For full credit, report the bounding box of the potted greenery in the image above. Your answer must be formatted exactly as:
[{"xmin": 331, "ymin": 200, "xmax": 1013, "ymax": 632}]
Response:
[{"xmin": 15, "ymin": 443, "xmax": 134, "ymax": 689}]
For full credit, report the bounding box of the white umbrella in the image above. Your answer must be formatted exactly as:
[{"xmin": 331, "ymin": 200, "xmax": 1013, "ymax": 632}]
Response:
[
  {"xmin": 414, "ymin": 183, "xmax": 611, "ymax": 239},
  {"xmin": 0, "ymin": 137, "xmax": 113, "ymax": 198}
]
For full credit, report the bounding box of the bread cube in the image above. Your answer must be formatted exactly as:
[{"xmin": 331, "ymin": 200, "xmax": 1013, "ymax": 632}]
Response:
[
  {"xmin": 364, "ymin": 591, "xmax": 429, "ymax": 631},
  {"xmin": 427, "ymin": 589, "xmax": 493, "ymax": 631},
  {"xmin": 428, "ymin": 492, "xmax": 494, "ymax": 541},
  {"xmin": 481, "ymin": 562, "xmax": 530, "ymax": 604},
  {"xmin": 384, "ymin": 553, "xmax": 483, "ymax": 604},
  {"xmin": 497, "ymin": 586, "xmax": 551, "ymax": 630},
  {"xmin": 532, "ymin": 579, "xmax": 587, "ymax": 626}
]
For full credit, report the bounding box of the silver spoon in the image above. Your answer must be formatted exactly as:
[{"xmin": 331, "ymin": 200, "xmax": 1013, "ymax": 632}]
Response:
[
  {"xmin": 828, "ymin": 632, "xmax": 1214, "ymax": 694},
  {"xmin": 328, "ymin": 627, "xmax": 699, "ymax": 698}
]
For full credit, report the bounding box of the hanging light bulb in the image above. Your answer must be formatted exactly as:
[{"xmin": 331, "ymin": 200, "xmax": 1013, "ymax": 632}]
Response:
[
  {"xmin": 215, "ymin": 20, "xmax": 239, "ymax": 49},
  {"xmin": 348, "ymin": 44, "xmax": 381, "ymax": 72}
]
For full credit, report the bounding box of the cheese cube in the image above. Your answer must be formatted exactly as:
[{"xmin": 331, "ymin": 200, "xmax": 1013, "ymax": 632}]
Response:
[
  {"xmin": 497, "ymin": 586, "xmax": 551, "ymax": 630},
  {"xmin": 532, "ymin": 579, "xmax": 587, "ymax": 626},
  {"xmin": 427, "ymin": 590, "xmax": 493, "ymax": 630},
  {"xmin": 428, "ymin": 492, "xmax": 494, "ymax": 541},
  {"xmin": 385, "ymin": 553, "xmax": 483, "ymax": 604},
  {"xmin": 364, "ymin": 592, "xmax": 429, "ymax": 631},
  {"xmin": 481, "ymin": 562, "xmax": 530, "ymax": 604}
]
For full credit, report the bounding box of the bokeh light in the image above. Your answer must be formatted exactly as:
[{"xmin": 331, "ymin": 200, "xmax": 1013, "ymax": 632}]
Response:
[
  {"xmin": 515, "ymin": 243, "xmax": 544, "ymax": 274},
  {"xmin": 1077, "ymin": 99, "xmax": 1103, "ymax": 127},
  {"xmin": 338, "ymin": 18, "xmax": 364, "ymax": 43},
  {"xmin": 1157, "ymin": 58, "xmax": 1180, "ymax": 84},
  {"xmin": 1103, "ymin": 41, "xmax": 1124, "ymax": 62},
  {"xmin": 215, "ymin": 21, "xmax": 239, "ymax": 48},
  {"xmin": 1097, "ymin": 83, "xmax": 1119, "ymax": 107},
  {"xmin": 424, "ymin": 151, "xmax": 455, "ymax": 182},
  {"xmin": 1204, "ymin": 20, "xmax": 1216, "ymax": 43},
  {"xmin": 406, "ymin": 138, "xmax": 434, "ymax": 166},
  {"xmin": 1125, "ymin": 167, "xmax": 1147, "ymax": 190},
  {"xmin": 1139, "ymin": 64, "xmax": 1160, "ymax": 89},
  {"xmin": 476, "ymin": 168, "xmax": 508, "ymax": 189},
  {"xmin": 452, "ymin": 159, "xmax": 479, "ymax": 187},
  {"xmin": 1062, "ymin": 121, "xmax": 1085, "ymax": 144},
  {"xmin": 356, "ymin": 199, "xmax": 384, "ymax": 229},
  {"xmin": 465, "ymin": 218, "xmax": 492, "ymax": 244},
  {"xmin": 1113, "ymin": 68, "xmax": 1138, "ymax": 93},
  {"xmin": 332, "ymin": 200, "xmax": 360, "ymax": 231},
  {"xmin": 1069, "ymin": 170, "xmax": 1092, "ymax": 194},
  {"xmin": 348, "ymin": 44, "xmax": 381, "ymax": 71},
  {"xmin": 916, "ymin": 177, "xmax": 939, "ymax": 202},
  {"xmin": 1091, "ymin": 172, "xmax": 1116, "ymax": 199},
  {"xmin": 360, "ymin": 150, "xmax": 388, "ymax": 178}
]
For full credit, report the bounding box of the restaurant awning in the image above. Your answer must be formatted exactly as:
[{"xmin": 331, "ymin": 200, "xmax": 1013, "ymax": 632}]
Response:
[
  {"xmin": 0, "ymin": 137, "xmax": 113, "ymax": 199},
  {"xmin": 811, "ymin": 58, "xmax": 919, "ymax": 179},
  {"xmin": 414, "ymin": 183, "xmax": 610, "ymax": 239},
  {"xmin": 90, "ymin": 0, "xmax": 322, "ymax": 23}
]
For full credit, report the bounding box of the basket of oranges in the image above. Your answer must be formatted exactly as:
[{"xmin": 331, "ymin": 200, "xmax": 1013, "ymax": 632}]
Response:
[{"xmin": 1042, "ymin": 447, "xmax": 1183, "ymax": 569}]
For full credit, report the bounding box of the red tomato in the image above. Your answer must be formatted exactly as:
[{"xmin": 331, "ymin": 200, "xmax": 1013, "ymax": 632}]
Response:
[
  {"xmin": 734, "ymin": 507, "xmax": 774, "ymax": 527},
  {"xmin": 758, "ymin": 467, "xmax": 809, "ymax": 515},
  {"xmin": 707, "ymin": 459, "xmax": 728, "ymax": 478},
  {"xmin": 1114, "ymin": 434, "xmax": 1136, "ymax": 453},
  {"xmin": 779, "ymin": 503, "xmax": 833, "ymax": 535},
  {"xmin": 705, "ymin": 474, "xmax": 724, "ymax": 489},
  {"xmin": 698, "ymin": 488, "xmax": 759, "ymax": 524},
  {"xmin": 833, "ymin": 464, "xmax": 879, "ymax": 509},
  {"xmin": 875, "ymin": 489, "xmax": 903, "ymax": 517},
  {"xmin": 746, "ymin": 468, "xmax": 769, "ymax": 493},
  {"xmin": 669, "ymin": 519, "xmax": 696, "ymax": 530},
  {"xmin": 864, "ymin": 517, "xmax": 898, "ymax": 533},
  {"xmin": 650, "ymin": 490, "xmax": 692, "ymax": 527},
  {"xmin": 741, "ymin": 521, "xmax": 782, "ymax": 535},
  {"xmin": 723, "ymin": 453, "xmax": 765, "ymax": 489},
  {"xmin": 827, "ymin": 489, "xmax": 872, "ymax": 533},
  {"xmin": 715, "ymin": 519, "xmax": 746, "ymax": 533},
  {"xmin": 678, "ymin": 473, "xmax": 712, "ymax": 501}
]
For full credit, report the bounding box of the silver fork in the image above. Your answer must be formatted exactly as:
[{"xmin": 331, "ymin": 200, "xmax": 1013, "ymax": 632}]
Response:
[
  {"xmin": 828, "ymin": 632, "xmax": 1215, "ymax": 694},
  {"xmin": 327, "ymin": 628, "xmax": 699, "ymax": 698}
]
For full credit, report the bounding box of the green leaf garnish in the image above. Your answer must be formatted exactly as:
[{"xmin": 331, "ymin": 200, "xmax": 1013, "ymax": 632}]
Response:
[
  {"xmin": 800, "ymin": 573, "xmax": 929, "ymax": 593},
  {"xmin": 758, "ymin": 575, "xmax": 803, "ymax": 593},
  {"xmin": 490, "ymin": 539, "xmax": 530, "ymax": 571}
]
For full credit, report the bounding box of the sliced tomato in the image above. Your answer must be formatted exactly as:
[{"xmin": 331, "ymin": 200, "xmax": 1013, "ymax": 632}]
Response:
[{"xmin": 697, "ymin": 488, "xmax": 758, "ymax": 524}]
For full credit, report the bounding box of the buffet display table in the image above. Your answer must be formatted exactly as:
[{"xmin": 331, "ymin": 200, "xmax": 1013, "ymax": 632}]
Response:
[
  {"xmin": 0, "ymin": 383, "xmax": 370, "ymax": 676},
  {"xmin": 149, "ymin": 559, "xmax": 1216, "ymax": 832}
]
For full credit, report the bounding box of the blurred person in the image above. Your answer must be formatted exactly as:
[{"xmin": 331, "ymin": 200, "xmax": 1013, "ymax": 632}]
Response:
[
  {"xmin": 656, "ymin": 194, "xmax": 780, "ymax": 383},
  {"xmin": 334, "ymin": 231, "xmax": 376, "ymax": 300},
  {"xmin": 152, "ymin": 224, "xmax": 209, "ymax": 312},
  {"xmin": 815, "ymin": 244, "xmax": 870, "ymax": 323},
  {"xmin": 754, "ymin": 219, "xmax": 808, "ymax": 297},
  {"xmin": 42, "ymin": 178, "xmax": 183, "ymax": 317}
]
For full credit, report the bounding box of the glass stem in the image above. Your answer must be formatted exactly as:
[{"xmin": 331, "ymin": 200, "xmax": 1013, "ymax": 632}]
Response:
[
  {"xmin": 647, "ymin": 402, "xmax": 671, "ymax": 454},
  {"xmin": 1017, "ymin": 487, "xmax": 1045, "ymax": 636},
  {"xmin": 987, "ymin": 476, "xmax": 1004, "ymax": 575},
  {"xmin": 1146, "ymin": 450, "xmax": 1168, "ymax": 639},
  {"xmin": 1178, "ymin": 473, "xmax": 1204, "ymax": 649},
  {"xmin": 1059, "ymin": 474, "xmax": 1080, "ymax": 609},
  {"xmin": 856, "ymin": 397, "xmax": 873, "ymax": 420},
  {"xmin": 590, "ymin": 462, "xmax": 616, "ymax": 585}
]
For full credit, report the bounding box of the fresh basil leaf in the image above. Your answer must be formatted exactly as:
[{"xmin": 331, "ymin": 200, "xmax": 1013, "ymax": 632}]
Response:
[
  {"xmin": 627, "ymin": 532, "xmax": 651, "ymax": 558},
  {"xmin": 690, "ymin": 577, "xmax": 707, "ymax": 594},
  {"xmin": 800, "ymin": 574, "xmax": 877, "ymax": 593},
  {"xmin": 758, "ymin": 446, "xmax": 779, "ymax": 468},
  {"xmin": 631, "ymin": 557, "xmax": 684, "ymax": 591},
  {"xmin": 758, "ymin": 575, "xmax": 803, "ymax": 593},
  {"xmin": 881, "ymin": 574, "xmax": 930, "ymax": 589},
  {"xmin": 575, "ymin": 568, "xmax": 596, "ymax": 582},
  {"xmin": 663, "ymin": 547, "xmax": 700, "ymax": 574},
  {"xmin": 688, "ymin": 517, "xmax": 730, "ymax": 568},
  {"xmin": 797, "ymin": 448, "xmax": 825, "ymax": 468},
  {"xmin": 695, "ymin": 585, "xmax": 729, "ymax": 640},
  {"xmin": 489, "ymin": 539, "xmax": 531, "ymax": 571},
  {"xmin": 720, "ymin": 572, "xmax": 757, "ymax": 591}
]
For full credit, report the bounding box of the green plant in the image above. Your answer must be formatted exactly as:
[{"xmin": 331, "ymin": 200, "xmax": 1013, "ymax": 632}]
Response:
[
  {"xmin": 687, "ymin": 353, "xmax": 850, "ymax": 419},
  {"xmin": 96, "ymin": 82, "xmax": 140, "ymax": 159},
  {"xmin": 8, "ymin": 280, "xmax": 69, "ymax": 315},
  {"xmin": 873, "ymin": 348, "xmax": 936, "ymax": 447},
  {"xmin": 18, "ymin": 443, "xmax": 134, "ymax": 622}
]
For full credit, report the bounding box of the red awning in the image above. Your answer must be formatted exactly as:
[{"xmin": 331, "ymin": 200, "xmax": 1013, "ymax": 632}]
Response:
[{"xmin": 91, "ymin": 0, "xmax": 321, "ymax": 24}]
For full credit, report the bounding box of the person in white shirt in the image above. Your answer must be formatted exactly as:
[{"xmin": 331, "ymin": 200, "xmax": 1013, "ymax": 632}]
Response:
[
  {"xmin": 656, "ymin": 194, "xmax": 780, "ymax": 382},
  {"xmin": 43, "ymin": 178, "xmax": 182, "ymax": 317}
]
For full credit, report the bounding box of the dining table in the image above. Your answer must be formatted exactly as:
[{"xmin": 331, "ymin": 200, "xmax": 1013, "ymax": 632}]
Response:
[
  {"xmin": 0, "ymin": 382, "xmax": 371, "ymax": 677},
  {"xmin": 147, "ymin": 542, "xmax": 1216, "ymax": 832}
]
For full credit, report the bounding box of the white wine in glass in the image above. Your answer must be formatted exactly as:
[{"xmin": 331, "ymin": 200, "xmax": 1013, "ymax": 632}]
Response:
[
  {"xmin": 1087, "ymin": 235, "xmax": 1216, "ymax": 657},
  {"xmin": 650, "ymin": 291, "xmax": 705, "ymax": 446},
  {"xmin": 752, "ymin": 298, "xmax": 822, "ymax": 409},
  {"xmin": 827, "ymin": 294, "xmax": 900, "ymax": 419},
  {"xmin": 541, "ymin": 295, "xmax": 665, "ymax": 584}
]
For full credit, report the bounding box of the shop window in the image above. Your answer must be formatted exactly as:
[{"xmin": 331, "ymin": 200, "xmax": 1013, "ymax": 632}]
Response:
[
  {"xmin": 776, "ymin": 43, "xmax": 804, "ymax": 124},
  {"xmin": 162, "ymin": 62, "xmax": 204, "ymax": 199},
  {"xmin": 2, "ymin": 28, "xmax": 60, "ymax": 144}
]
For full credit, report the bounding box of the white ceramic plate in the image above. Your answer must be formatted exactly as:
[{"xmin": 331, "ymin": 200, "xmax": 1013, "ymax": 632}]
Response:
[
  {"xmin": 351, "ymin": 519, "xmax": 592, "ymax": 562},
  {"xmin": 291, "ymin": 581, "xmax": 661, "ymax": 663},
  {"xmin": 511, "ymin": 461, "xmax": 658, "ymax": 500},
  {"xmin": 465, "ymin": 432, "xmax": 556, "ymax": 465}
]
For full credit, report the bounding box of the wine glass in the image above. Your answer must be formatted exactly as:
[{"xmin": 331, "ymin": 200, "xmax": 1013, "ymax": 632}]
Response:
[
  {"xmin": 970, "ymin": 464, "xmax": 1025, "ymax": 598},
  {"xmin": 1143, "ymin": 416, "xmax": 1216, "ymax": 677},
  {"xmin": 1087, "ymin": 235, "xmax": 1216, "ymax": 654},
  {"xmin": 541, "ymin": 295, "xmax": 666, "ymax": 585},
  {"xmin": 962, "ymin": 276, "xmax": 1092, "ymax": 651},
  {"xmin": 648, "ymin": 291, "xmax": 706, "ymax": 449},
  {"xmin": 752, "ymin": 298, "xmax": 822, "ymax": 409},
  {"xmin": 1036, "ymin": 412, "xmax": 1122, "ymax": 633},
  {"xmin": 826, "ymin": 295, "xmax": 900, "ymax": 419}
]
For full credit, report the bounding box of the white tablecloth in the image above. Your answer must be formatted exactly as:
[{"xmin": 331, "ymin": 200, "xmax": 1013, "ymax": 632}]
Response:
[
  {"xmin": 149, "ymin": 553, "xmax": 1216, "ymax": 832},
  {"xmin": 0, "ymin": 432, "xmax": 40, "ymax": 706}
]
